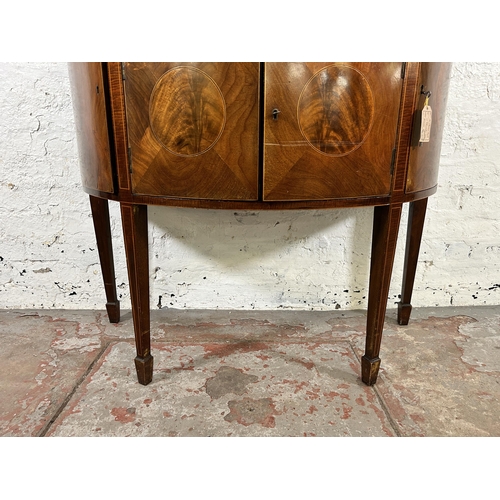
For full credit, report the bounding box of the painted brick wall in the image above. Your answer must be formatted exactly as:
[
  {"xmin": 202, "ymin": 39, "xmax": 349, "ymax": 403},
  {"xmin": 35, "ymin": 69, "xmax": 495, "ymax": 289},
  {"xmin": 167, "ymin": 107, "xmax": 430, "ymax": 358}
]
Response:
[{"xmin": 0, "ymin": 62, "xmax": 499, "ymax": 311}]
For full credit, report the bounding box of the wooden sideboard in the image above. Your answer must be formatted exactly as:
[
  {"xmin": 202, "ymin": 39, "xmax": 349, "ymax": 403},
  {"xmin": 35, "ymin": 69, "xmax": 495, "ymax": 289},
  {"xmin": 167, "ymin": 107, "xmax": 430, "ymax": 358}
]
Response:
[{"xmin": 69, "ymin": 62, "xmax": 452, "ymax": 386}]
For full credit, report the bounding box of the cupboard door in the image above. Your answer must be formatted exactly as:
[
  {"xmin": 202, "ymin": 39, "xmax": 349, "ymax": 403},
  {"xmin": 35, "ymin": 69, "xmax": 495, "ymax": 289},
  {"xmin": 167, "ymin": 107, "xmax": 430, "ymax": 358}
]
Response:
[
  {"xmin": 263, "ymin": 63, "xmax": 403, "ymax": 201},
  {"xmin": 406, "ymin": 62, "xmax": 452, "ymax": 194},
  {"xmin": 124, "ymin": 63, "xmax": 259, "ymax": 200},
  {"xmin": 69, "ymin": 63, "xmax": 114, "ymax": 194}
]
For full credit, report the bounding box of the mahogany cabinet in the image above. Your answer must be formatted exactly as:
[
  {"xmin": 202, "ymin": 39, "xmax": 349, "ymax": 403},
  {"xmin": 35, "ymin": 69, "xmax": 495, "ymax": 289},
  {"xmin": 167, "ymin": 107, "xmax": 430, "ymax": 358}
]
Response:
[{"xmin": 69, "ymin": 62, "xmax": 452, "ymax": 386}]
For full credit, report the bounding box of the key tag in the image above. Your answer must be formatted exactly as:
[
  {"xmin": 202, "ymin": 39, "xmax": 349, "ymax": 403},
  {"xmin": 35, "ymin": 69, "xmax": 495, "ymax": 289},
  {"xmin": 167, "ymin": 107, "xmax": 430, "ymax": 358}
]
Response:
[{"xmin": 419, "ymin": 94, "xmax": 432, "ymax": 143}]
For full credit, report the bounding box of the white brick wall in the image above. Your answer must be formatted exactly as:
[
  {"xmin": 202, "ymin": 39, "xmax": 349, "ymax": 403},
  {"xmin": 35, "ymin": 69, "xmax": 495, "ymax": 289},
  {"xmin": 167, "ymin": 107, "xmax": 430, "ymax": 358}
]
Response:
[{"xmin": 0, "ymin": 62, "xmax": 499, "ymax": 311}]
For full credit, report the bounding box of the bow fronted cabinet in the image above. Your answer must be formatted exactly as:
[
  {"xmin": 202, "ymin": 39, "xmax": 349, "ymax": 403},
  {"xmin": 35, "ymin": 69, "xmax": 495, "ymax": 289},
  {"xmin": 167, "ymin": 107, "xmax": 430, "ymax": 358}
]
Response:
[{"xmin": 68, "ymin": 62, "xmax": 451, "ymax": 386}]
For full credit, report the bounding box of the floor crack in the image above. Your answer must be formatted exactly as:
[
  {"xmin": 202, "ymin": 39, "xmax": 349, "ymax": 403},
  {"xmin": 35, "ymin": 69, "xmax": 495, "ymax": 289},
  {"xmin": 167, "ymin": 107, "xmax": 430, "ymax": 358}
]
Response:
[
  {"xmin": 348, "ymin": 340, "xmax": 402, "ymax": 437},
  {"xmin": 37, "ymin": 341, "xmax": 111, "ymax": 437}
]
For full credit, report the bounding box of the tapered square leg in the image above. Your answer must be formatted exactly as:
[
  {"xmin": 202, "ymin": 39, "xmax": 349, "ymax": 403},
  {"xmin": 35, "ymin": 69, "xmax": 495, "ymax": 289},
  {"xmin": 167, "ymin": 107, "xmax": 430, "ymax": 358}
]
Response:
[
  {"xmin": 398, "ymin": 198, "xmax": 428, "ymax": 325},
  {"xmin": 362, "ymin": 204, "xmax": 402, "ymax": 385},
  {"xmin": 120, "ymin": 203, "xmax": 153, "ymax": 385},
  {"xmin": 89, "ymin": 195, "xmax": 120, "ymax": 323}
]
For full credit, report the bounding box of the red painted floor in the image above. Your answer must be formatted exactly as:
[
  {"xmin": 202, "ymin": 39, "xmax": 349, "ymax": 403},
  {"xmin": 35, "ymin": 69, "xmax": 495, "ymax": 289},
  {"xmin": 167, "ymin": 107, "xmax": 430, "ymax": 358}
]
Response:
[{"xmin": 1, "ymin": 306, "xmax": 499, "ymax": 436}]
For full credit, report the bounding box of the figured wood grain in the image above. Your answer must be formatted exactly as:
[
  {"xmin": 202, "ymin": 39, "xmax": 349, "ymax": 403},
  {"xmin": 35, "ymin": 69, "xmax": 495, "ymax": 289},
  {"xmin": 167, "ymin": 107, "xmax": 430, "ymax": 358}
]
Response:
[
  {"xmin": 149, "ymin": 67, "xmax": 226, "ymax": 156},
  {"xmin": 68, "ymin": 63, "xmax": 114, "ymax": 193},
  {"xmin": 263, "ymin": 62, "xmax": 403, "ymax": 201},
  {"xmin": 297, "ymin": 65, "xmax": 374, "ymax": 156},
  {"xmin": 124, "ymin": 63, "xmax": 259, "ymax": 200}
]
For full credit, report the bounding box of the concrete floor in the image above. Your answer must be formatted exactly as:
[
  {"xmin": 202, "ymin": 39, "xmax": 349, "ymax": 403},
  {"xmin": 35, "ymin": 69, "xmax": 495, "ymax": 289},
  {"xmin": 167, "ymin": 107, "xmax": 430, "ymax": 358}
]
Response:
[{"xmin": 1, "ymin": 305, "xmax": 499, "ymax": 437}]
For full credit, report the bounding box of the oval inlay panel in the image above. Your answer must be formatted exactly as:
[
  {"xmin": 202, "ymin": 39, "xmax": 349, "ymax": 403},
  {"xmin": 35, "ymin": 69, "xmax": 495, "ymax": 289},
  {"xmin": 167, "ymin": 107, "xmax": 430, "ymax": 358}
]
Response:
[
  {"xmin": 298, "ymin": 65, "xmax": 374, "ymax": 156},
  {"xmin": 149, "ymin": 67, "xmax": 226, "ymax": 157}
]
